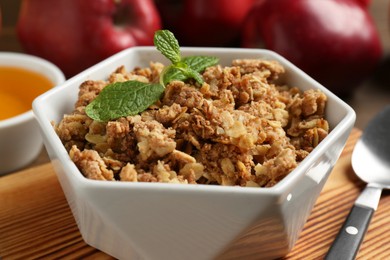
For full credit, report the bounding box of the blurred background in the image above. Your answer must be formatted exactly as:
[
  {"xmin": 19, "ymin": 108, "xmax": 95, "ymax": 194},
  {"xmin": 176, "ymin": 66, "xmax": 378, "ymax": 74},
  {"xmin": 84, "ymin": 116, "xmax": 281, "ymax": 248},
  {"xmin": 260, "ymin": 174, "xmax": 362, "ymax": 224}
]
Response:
[{"xmin": 0, "ymin": 0, "xmax": 390, "ymax": 167}]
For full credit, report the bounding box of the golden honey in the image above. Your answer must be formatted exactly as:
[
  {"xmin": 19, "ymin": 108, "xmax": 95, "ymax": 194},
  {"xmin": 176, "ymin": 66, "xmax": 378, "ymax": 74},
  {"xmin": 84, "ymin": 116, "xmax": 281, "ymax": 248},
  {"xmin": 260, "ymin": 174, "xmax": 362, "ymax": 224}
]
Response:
[{"xmin": 0, "ymin": 66, "xmax": 53, "ymax": 120}]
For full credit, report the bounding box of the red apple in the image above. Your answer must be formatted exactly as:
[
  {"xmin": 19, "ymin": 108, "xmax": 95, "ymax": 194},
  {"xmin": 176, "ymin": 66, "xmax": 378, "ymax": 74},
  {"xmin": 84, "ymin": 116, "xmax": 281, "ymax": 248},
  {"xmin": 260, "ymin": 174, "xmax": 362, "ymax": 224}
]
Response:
[
  {"xmin": 242, "ymin": 0, "xmax": 383, "ymax": 96},
  {"xmin": 0, "ymin": 7, "xmax": 2, "ymax": 34},
  {"xmin": 17, "ymin": 0, "xmax": 161, "ymax": 78},
  {"xmin": 355, "ymin": 0, "xmax": 371, "ymax": 7},
  {"xmin": 155, "ymin": 0, "xmax": 256, "ymax": 47}
]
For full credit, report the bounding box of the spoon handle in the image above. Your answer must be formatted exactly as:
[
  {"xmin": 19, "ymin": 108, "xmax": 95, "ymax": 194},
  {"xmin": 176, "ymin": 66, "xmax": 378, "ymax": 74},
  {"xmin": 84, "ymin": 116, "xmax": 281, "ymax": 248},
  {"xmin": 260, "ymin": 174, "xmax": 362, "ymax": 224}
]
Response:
[
  {"xmin": 325, "ymin": 205, "xmax": 374, "ymax": 260},
  {"xmin": 325, "ymin": 185, "xmax": 382, "ymax": 259}
]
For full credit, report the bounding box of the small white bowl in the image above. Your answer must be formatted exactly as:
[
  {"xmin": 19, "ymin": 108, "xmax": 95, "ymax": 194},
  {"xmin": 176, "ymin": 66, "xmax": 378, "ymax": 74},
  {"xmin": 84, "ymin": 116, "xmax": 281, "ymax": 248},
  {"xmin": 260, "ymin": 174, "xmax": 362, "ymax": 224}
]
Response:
[
  {"xmin": 33, "ymin": 47, "xmax": 355, "ymax": 259},
  {"xmin": 0, "ymin": 52, "xmax": 65, "ymax": 175}
]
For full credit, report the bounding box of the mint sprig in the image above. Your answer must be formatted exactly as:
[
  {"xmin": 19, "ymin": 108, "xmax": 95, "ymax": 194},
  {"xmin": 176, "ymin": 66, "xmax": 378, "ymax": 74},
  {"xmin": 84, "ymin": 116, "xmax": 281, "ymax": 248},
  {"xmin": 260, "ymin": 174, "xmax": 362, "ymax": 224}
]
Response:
[
  {"xmin": 154, "ymin": 30, "xmax": 218, "ymax": 85},
  {"xmin": 162, "ymin": 56, "xmax": 219, "ymax": 85},
  {"xmin": 85, "ymin": 30, "xmax": 219, "ymax": 122}
]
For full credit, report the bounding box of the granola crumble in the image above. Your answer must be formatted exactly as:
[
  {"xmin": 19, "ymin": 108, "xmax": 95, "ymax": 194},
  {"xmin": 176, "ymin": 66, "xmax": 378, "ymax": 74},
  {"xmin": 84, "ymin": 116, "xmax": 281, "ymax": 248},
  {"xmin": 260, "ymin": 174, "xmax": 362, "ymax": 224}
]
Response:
[{"xmin": 55, "ymin": 59, "xmax": 329, "ymax": 187}]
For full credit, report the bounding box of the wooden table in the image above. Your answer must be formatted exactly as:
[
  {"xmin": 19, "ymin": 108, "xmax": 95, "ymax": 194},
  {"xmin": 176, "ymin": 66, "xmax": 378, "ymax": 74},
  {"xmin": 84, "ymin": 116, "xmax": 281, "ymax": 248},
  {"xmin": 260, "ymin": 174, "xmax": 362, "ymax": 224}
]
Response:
[
  {"xmin": 1, "ymin": 128, "xmax": 389, "ymax": 259},
  {"xmin": 1, "ymin": 2, "xmax": 390, "ymax": 257}
]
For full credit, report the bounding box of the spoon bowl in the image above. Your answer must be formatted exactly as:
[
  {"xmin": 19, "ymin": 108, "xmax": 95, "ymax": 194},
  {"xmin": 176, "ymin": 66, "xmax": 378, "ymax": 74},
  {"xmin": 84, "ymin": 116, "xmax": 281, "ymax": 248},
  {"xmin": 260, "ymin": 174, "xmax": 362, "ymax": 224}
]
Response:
[
  {"xmin": 352, "ymin": 107, "xmax": 390, "ymax": 188},
  {"xmin": 326, "ymin": 106, "xmax": 390, "ymax": 260}
]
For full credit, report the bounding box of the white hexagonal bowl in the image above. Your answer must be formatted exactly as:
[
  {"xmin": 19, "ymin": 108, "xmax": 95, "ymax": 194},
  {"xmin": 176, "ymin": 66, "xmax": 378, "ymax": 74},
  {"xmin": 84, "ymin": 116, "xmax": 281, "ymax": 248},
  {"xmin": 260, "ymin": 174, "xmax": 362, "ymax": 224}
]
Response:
[{"xmin": 33, "ymin": 47, "xmax": 355, "ymax": 260}]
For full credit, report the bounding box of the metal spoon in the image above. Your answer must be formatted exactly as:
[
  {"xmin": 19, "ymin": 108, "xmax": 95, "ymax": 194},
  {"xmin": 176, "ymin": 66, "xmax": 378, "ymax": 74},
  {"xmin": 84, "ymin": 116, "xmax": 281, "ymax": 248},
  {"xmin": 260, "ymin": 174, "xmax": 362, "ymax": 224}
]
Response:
[{"xmin": 326, "ymin": 106, "xmax": 390, "ymax": 260}]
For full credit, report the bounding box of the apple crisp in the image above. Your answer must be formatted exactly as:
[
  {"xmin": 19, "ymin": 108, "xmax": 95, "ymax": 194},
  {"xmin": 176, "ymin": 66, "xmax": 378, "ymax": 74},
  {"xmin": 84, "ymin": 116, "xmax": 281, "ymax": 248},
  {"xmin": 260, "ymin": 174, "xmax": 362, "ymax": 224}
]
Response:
[{"xmin": 55, "ymin": 59, "xmax": 329, "ymax": 187}]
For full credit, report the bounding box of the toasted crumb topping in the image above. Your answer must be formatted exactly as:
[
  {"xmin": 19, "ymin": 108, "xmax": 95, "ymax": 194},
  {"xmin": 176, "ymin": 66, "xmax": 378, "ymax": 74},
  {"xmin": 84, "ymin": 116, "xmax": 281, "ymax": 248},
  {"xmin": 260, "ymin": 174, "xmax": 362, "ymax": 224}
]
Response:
[{"xmin": 55, "ymin": 59, "xmax": 329, "ymax": 187}]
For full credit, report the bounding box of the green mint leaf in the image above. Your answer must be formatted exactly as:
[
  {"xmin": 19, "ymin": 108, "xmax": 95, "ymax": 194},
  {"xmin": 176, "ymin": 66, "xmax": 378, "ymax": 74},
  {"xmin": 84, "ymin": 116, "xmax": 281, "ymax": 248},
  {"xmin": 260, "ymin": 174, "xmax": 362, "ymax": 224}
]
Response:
[
  {"xmin": 154, "ymin": 30, "xmax": 181, "ymax": 64},
  {"xmin": 162, "ymin": 66, "xmax": 187, "ymax": 85},
  {"xmin": 162, "ymin": 56, "xmax": 219, "ymax": 85},
  {"xmin": 163, "ymin": 66, "xmax": 204, "ymax": 85},
  {"xmin": 86, "ymin": 81, "xmax": 165, "ymax": 122},
  {"xmin": 184, "ymin": 67, "xmax": 204, "ymax": 85},
  {"xmin": 182, "ymin": 56, "xmax": 219, "ymax": 72}
]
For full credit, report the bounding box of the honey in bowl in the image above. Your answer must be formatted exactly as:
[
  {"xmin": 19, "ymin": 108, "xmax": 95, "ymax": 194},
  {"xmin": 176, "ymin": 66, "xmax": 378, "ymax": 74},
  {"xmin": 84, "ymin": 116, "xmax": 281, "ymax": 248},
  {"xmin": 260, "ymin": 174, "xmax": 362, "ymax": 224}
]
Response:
[{"xmin": 0, "ymin": 66, "xmax": 53, "ymax": 120}]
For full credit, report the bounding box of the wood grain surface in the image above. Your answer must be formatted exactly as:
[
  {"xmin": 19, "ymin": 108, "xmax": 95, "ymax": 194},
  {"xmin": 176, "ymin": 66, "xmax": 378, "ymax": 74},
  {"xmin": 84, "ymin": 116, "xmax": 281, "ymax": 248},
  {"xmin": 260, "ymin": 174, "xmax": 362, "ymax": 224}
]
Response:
[{"xmin": 0, "ymin": 128, "xmax": 389, "ymax": 259}]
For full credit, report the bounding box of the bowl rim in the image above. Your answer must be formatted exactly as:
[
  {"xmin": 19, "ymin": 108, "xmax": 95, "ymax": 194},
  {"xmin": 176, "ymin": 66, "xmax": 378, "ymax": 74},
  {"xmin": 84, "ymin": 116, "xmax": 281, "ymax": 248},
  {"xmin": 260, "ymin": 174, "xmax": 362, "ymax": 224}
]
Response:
[
  {"xmin": 0, "ymin": 52, "xmax": 66, "ymax": 128},
  {"xmin": 33, "ymin": 46, "xmax": 356, "ymax": 195}
]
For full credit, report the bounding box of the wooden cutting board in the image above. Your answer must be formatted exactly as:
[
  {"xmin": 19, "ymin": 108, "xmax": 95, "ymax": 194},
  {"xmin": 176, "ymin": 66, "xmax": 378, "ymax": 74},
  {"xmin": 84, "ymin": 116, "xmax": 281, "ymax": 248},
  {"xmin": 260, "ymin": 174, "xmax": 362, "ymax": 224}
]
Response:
[{"xmin": 1, "ymin": 128, "xmax": 389, "ymax": 259}]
